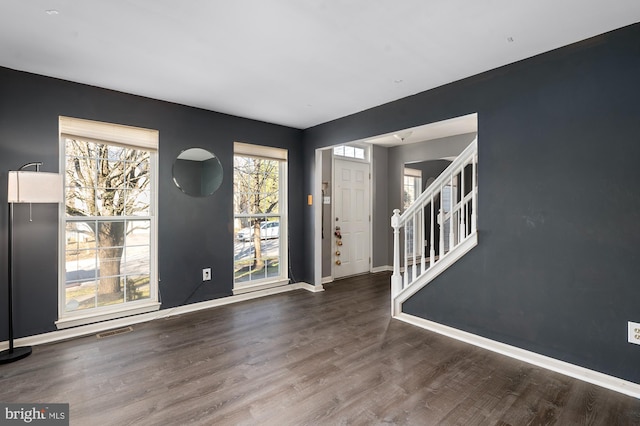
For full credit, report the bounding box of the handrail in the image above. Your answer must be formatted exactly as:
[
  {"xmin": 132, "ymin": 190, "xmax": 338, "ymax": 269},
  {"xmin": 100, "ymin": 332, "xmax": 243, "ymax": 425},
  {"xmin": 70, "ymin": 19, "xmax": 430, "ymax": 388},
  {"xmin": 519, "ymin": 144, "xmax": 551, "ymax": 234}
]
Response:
[
  {"xmin": 391, "ymin": 138, "xmax": 478, "ymax": 304},
  {"xmin": 399, "ymin": 138, "xmax": 478, "ymax": 224}
]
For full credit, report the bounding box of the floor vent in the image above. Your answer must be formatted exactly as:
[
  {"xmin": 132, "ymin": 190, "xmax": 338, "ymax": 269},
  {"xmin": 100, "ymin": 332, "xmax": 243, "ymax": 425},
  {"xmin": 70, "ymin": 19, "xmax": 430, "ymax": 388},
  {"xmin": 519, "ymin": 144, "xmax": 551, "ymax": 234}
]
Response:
[{"xmin": 96, "ymin": 326, "xmax": 133, "ymax": 339}]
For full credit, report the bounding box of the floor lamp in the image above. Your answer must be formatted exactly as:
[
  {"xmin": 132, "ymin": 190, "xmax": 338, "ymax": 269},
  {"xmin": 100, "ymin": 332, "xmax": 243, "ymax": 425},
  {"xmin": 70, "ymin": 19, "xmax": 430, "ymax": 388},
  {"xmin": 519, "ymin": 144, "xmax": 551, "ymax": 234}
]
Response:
[{"xmin": 0, "ymin": 163, "xmax": 62, "ymax": 364}]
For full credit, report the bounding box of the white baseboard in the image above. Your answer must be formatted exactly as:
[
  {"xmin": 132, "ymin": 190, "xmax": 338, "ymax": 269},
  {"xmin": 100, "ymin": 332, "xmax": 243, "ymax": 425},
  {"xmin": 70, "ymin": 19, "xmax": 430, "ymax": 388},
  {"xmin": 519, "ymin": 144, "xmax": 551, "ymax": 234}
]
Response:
[
  {"xmin": 371, "ymin": 265, "xmax": 393, "ymax": 273},
  {"xmin": 298, "ymin": 282, "xmax": 325, "ymax": 292},
  {"xmin": 0, "ymin": 282, "xmax": 318, "ymax": 351},
  {"xmin": 321, "ymin": 276, "xmax": 333, "ymax": 284},
  {"xmin": 394, "ymin": 312, "xmax": 640, "ymax": 399}
]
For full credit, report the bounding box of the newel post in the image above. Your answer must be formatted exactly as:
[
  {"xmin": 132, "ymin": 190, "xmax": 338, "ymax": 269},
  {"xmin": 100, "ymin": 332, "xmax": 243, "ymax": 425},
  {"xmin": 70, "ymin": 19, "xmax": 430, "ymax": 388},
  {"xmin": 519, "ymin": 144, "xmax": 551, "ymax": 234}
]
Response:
[{"xmin": 391, "ymin": 209, "xmax": 402, "ymax": 304}]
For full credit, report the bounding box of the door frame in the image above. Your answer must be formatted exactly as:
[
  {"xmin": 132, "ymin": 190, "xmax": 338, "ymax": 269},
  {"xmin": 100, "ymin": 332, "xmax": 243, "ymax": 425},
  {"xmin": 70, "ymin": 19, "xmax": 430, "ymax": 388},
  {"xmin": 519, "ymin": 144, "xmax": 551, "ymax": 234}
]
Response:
[
  {"xmin": 314, "ymin": 148, "xmax": 323, "ymax": 288},
  {"xmin": 314, "ymin": 145, "xmax": 372, "ymax": 287}
]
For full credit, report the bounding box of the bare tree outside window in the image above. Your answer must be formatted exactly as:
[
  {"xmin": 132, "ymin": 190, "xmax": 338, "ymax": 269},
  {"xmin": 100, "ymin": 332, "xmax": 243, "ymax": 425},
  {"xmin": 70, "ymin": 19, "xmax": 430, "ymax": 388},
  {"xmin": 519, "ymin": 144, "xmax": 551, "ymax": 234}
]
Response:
[
  {"xmin": 64, "ymin": 139, "xmax": 152, "ymax": 310},
  {"xmin": 233, "ymin": 155, "xmax": 281, "ymax": 281}
]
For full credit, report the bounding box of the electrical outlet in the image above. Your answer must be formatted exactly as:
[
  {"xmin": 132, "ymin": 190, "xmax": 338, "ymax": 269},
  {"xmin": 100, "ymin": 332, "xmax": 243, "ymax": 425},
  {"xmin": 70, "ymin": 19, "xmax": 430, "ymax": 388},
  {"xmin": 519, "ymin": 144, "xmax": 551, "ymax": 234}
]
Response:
[
  {"xmin": 629, "ymin": 321, "xmax": 640, "ymax": 345},
  {"xmin": 202, "ymin": 268, "xmax": 211, "ymax": 281}
]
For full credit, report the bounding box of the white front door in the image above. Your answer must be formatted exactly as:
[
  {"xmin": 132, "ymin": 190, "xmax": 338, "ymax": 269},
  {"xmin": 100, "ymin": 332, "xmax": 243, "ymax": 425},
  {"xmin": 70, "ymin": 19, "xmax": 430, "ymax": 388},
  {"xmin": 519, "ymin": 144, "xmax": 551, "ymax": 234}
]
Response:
[{"xmin": 333, "ymin": 158, "xmax": 370, "ymax": 278}]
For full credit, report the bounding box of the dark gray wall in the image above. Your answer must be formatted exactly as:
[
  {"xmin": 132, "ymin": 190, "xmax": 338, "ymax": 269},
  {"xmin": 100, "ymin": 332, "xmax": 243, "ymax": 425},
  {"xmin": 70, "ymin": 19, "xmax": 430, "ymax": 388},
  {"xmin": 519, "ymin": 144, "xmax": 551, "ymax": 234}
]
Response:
[
  {"xmin": 406, "ymin": 159, "xmax": 452, "ymax": 188},
  {"xmin": 303, "ymin": 23, "xmax": 640, "ymax": 383},
  {"xmin": 0, "ymin": 67, "xmax": 304, "ymax": 339}
]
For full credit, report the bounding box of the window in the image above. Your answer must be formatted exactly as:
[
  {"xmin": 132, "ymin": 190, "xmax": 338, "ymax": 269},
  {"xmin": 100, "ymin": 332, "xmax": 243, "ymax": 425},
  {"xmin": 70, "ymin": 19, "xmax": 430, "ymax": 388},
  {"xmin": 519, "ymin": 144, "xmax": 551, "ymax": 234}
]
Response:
[
  {"xmin": 403, "ymin": 168, "xmax": 423, "ymax": 258},
  {"xmin": 57, "ymin": 117, "xmax": 159, "ymax": 328},
  {"xmin": 233, "ymin": 142, "xmax": 288, "ymax": 293},
  {"xmin": 403, "ymin": 167, "xmax": 422, "ymax": 210},
  {"xmin": 333, "ymin": 145, "xmax": 365, "ymax": 160}
]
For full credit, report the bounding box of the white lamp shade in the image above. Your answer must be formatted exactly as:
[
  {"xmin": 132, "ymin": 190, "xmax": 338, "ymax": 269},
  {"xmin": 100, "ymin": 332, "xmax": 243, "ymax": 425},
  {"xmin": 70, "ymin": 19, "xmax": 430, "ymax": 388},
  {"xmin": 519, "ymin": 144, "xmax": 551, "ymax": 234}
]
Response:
[{"xmin": 8, "ymin": 171, "xmax": 63, "ymax": 203}]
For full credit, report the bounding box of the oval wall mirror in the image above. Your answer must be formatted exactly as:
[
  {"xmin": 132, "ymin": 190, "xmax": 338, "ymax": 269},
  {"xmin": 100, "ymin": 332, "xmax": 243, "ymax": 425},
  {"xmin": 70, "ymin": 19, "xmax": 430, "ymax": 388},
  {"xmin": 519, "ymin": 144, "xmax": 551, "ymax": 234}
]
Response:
[{"xmin": 172, "ymin": 148, "xmax": 223, "ymax": 197}]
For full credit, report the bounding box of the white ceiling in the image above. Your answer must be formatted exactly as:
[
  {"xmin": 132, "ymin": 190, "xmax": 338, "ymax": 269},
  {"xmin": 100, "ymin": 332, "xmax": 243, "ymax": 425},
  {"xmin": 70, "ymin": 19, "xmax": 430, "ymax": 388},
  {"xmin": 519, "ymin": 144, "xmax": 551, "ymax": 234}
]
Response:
[{"xmin": 1, "ymin": 1, "xmax": 639, "ymax": 130}]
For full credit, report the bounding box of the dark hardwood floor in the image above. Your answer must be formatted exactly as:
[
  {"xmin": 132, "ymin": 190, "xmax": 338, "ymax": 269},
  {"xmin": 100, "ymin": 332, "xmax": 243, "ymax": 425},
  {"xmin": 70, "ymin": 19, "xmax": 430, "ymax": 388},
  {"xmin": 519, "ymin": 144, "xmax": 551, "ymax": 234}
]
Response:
[{"xmin": 1, "ymin": 272, "xmax": 639, "ymax": 425}]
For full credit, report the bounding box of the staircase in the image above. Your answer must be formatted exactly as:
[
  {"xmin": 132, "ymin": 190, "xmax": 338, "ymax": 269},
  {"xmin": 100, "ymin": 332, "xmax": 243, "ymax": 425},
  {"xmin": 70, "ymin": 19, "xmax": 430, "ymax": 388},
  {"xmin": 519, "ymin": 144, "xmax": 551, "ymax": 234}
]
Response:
[{"xmin": 391, "ymin": 138, "xmax": 478, "ymax": 315}]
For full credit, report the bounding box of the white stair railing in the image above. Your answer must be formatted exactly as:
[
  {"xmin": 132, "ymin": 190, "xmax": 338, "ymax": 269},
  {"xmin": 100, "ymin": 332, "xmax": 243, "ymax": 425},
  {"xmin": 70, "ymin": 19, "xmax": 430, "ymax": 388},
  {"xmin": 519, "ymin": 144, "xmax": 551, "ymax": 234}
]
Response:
[{"xmin": 391, "ymin": 138, "xmax": 478, "ymax": 308}]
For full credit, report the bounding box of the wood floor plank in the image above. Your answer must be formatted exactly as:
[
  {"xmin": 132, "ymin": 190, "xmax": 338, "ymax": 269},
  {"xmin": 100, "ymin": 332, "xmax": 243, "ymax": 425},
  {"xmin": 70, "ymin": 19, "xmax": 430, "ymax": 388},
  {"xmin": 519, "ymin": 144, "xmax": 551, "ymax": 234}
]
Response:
[{"xmin": 1, "ymin": 272, "xmax": 639, "ymax": 425}]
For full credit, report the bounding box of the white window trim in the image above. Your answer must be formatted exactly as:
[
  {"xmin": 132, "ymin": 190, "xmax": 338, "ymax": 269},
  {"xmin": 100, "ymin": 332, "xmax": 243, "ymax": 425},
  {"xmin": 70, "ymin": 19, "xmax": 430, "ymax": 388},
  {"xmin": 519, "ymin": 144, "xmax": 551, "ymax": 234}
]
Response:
[
  {"xmin": 56, "ymin": 116, "xmax": 159, "ymax": 329},
  {"xmin": 233, "ymin": 142, "xmax": 288, "ymax": 294}
]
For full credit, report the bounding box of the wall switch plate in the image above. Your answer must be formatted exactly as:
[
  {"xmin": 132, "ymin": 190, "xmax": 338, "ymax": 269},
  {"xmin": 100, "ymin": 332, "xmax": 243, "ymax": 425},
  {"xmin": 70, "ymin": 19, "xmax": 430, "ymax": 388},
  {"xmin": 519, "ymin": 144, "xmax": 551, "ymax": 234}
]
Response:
[
  {"xmin": 628, "ymin": 321, "xmax": 640, "ymax": 345},
  {"xmin": 203, "ymin": 268, "xmax": 212, "ymax": 281}
]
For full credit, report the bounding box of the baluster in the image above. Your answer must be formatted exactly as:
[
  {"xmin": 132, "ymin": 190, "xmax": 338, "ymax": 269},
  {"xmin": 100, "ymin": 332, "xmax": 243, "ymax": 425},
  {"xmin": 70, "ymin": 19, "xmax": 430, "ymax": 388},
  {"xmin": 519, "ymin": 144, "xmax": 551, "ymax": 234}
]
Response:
[
  {"xmin": 430, "ymin": 193, "xmax": 435, "ymax": 267},
  {"xmin": 449, "ymin": 172, "xmax": 455, "ymax": 252},
  {"xmin": 461, "ymin": 164, "xmax": 466, "ymax": 239},
  {"xmin": 416, "ymin": 208, "xmax": 420, "ymax": 269},
  {"xmin": 391, "ymin": 209, "xmax": 402, "ymax": 299},
  {"xmin": 408, "ymin": 213, "xmax": 413, "ymax": 282},
  {"xmin": 472, "ymin": 152, "xmax": 477, "ymax": 233},
  {"xmin": 439, "ymin": 185, "xmax": 444, "ymax": 260},
  {"xmin": 420, "ymin": 201, "xmax": 425, "ymax": 275},
  {"xmin": 465, "ymin": 201, "xmax": 469, "ymax": 238},
  {"xmin": 456, "ymin": 170, "xmax": 459, "ymax": 244},
  {"xmin": 403, "ymin": 218, "xmax": 408, "ymax": 289},
  {"xmin": 412, "ymin": 214, "xmax": 417, "ymax": 281}
]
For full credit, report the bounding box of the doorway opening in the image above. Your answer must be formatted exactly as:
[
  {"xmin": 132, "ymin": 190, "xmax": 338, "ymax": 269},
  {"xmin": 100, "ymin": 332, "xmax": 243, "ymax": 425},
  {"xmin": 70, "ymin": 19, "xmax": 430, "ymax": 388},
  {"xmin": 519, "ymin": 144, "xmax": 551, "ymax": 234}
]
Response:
[{"xmin": 312, "ymin": 113, "xmax": 478, "ymax": 288}]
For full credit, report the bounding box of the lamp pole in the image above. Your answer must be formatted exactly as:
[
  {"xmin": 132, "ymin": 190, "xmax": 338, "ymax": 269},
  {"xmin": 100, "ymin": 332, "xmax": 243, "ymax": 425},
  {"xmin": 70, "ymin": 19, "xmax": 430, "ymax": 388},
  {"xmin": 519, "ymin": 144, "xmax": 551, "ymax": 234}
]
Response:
[
  {"xmin": 0, "ymin": 198, "xmax": 32, "ymax": 363},
  {"xmin": 0, "ymin": 163, "xmax": 43, "ymax": 364}
]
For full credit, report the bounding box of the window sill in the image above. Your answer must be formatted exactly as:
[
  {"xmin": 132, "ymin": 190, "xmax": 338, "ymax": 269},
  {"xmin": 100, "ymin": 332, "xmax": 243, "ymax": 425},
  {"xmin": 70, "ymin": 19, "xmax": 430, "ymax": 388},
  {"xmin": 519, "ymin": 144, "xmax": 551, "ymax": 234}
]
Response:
[
  {"xmin": 232, "ymin": 278, "xmax": 290, "ymax": 295},
  {"xmin": 55, "ymin": 301, "xmax": 161, "ymax": 330}
]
